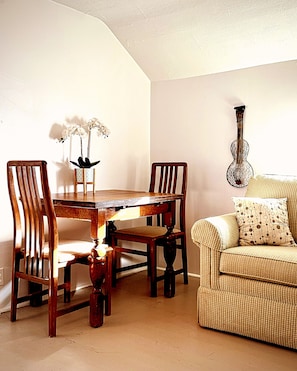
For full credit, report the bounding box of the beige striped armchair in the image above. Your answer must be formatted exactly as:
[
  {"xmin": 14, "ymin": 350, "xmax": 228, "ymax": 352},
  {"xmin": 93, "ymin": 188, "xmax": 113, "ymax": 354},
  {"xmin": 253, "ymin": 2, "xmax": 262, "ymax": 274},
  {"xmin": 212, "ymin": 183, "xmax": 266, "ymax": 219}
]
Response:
[{"xmin": 191, "ymin": 175, "xmax": 297, "ymax": 349}]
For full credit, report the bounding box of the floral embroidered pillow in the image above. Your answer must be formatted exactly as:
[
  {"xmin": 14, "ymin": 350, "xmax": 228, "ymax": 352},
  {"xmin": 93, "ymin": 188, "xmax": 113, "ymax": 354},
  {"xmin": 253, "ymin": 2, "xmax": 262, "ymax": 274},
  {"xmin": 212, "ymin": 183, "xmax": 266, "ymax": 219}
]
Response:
[{"xmin": 233, "ymin": 197, "xmax": 296, "ymax": 246}]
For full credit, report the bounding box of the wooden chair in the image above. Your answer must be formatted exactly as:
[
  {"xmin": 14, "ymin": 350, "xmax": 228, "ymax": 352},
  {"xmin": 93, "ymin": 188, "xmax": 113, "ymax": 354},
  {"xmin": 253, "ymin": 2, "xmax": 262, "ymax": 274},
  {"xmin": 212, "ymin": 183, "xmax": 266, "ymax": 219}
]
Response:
[
  {"xmin": 111, "ymin": 162, "xmax": 188, "ymax": 296},
  {"xmin": 7, "ymin": 160, "xmax": 97, "ymax": 337}
]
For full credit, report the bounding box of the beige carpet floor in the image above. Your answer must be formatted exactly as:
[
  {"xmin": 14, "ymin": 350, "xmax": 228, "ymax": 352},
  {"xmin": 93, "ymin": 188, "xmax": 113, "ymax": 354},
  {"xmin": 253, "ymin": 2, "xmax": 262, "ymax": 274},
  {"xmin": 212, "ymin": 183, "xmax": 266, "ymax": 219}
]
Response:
[{"xmin": 0, "ymin": 272, "xmax": 296, "ymax": 370}]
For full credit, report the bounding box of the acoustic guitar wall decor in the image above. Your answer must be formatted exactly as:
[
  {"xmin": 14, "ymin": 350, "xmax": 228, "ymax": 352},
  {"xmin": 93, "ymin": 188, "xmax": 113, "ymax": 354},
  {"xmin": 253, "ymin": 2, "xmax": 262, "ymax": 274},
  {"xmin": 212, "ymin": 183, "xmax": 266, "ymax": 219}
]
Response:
[{"xmin": 226, "ymin": 105, "xmax": 253, "ymax": 188}]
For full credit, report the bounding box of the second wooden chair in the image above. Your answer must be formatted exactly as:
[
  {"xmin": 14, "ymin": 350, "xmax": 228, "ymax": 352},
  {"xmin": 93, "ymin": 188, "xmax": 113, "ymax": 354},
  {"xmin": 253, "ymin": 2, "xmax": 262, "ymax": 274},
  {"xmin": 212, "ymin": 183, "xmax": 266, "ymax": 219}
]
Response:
[{"xmin": 111, "ymin": 162, "xmax": 188, "ymax": 296}]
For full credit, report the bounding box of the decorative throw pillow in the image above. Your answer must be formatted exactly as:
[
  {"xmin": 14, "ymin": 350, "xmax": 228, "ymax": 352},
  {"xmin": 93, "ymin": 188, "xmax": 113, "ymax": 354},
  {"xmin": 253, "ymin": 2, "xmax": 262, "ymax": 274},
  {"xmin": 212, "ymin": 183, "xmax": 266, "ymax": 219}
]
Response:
[{"xmin": 233, "ymin": 197, "xmax": 296, "ymax": 246}]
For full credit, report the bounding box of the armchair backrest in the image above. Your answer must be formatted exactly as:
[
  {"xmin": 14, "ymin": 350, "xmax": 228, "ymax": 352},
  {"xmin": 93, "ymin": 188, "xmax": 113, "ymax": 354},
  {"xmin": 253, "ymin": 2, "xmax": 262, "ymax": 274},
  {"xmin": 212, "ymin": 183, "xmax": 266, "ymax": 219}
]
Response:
[{"xmin": 245, "ymin": 174, "xmax": 297, "ymax": 241}]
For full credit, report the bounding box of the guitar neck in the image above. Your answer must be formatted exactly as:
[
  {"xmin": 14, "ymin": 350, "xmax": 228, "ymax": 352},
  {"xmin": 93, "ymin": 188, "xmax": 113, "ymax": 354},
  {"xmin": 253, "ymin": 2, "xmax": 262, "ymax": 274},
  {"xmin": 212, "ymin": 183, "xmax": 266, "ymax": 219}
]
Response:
[{"xmin": 235, "ymin": 106, "xmax": 245, "ymax": 165}]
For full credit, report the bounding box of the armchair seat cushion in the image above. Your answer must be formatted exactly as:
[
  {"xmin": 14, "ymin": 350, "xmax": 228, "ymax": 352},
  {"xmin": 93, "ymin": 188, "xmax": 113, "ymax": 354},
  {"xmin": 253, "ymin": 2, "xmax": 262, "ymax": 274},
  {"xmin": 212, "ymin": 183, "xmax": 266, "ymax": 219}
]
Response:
[{"xmin": 221, "ymin": 245, "xmax": 297, "ymax": 286}]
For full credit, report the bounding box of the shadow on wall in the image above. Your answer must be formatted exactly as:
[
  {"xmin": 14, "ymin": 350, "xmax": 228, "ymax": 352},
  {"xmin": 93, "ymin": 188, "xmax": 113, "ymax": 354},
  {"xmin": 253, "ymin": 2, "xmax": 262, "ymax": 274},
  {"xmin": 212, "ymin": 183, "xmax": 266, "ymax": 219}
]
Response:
[
  {"xmin": 49, "ymin": 119, "xmax": 81, "ymax": 193},
  {"xmin": 0, "ymin": 240, "xmax": 12, "ymax": 313},
  {"xmin": 0, "ymin": 281, "xmax": 11, "ymax": 313},
  {"xmin": 53, "ymin": 161, "xmax": 74, "ymax": 193}
]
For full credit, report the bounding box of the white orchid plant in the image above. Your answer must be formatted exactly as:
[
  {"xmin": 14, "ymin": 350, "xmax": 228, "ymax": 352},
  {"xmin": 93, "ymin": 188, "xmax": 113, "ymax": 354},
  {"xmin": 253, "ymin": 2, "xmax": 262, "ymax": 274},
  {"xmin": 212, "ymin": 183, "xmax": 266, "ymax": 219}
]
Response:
[{"xmin": 59, "ymin": 117, "xmax": 110, "ymax": 168}]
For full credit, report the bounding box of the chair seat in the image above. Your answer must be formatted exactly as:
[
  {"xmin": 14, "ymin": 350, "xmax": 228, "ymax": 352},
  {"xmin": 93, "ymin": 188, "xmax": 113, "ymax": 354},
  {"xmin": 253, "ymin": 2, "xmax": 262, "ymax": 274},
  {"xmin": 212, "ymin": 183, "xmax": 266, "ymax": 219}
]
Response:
[
  {"xmin": 114, "ymin": 226, "xmax": 181, "ymax": 239},
  {"xmin": 43, "ymin": 240, "xmax": 94, "ymax": 263},
  {"xmin": 58, "ymin": 240, "xmax": 94, "ymax": 256}
]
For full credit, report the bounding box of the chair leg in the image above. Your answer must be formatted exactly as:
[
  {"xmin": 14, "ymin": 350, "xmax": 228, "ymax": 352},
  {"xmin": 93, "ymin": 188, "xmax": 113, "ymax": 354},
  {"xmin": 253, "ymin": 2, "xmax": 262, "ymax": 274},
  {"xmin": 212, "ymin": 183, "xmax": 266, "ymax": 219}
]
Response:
[
  {"xmin": 10, "ymin": 277, "xmax": 18, "ymax": 322},
  {"xmin": 10, "ymin": 257, "xmax": 20, "ymax": 322},
  {"xmin": 146, "ymin": 243, "xmax": 151, "ymax": 277},
  {"xmin": 64, "ymin": 265, "xmax": 71, "ymax": 303},
  {"xmin": 48, "ymin": 277, "xmax": 58, "ymax": 337},
  {"xmin": 149, "ymin": 242, "xmax": 157, "ymax": 297},
  {"xmin": 105, "ymin": 250, "xmax": 112, "ymax": 316},
  {"xmin": 111, "ymin": 236, "xmax": 117, "ymax": 287},
  {"xmin": 29, "ymin": 282, "xmax": 43, "ymax": 307}
]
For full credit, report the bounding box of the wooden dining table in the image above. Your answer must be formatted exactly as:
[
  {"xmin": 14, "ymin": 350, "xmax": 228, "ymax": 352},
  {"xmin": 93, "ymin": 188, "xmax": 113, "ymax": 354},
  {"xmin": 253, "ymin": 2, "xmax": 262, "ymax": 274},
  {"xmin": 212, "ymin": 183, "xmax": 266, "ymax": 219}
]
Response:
[{"xmin": 51, "ymin": 189, "xmax": 183, "ymax": 327}]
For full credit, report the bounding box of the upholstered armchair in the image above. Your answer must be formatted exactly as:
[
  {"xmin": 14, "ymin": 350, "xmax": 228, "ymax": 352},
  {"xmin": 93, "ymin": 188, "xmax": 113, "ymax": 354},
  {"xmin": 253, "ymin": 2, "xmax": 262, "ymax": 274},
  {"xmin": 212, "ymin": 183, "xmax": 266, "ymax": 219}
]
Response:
[{"xmin": 191, "ymin": 174, "xmax": 297, "ymax": 349}]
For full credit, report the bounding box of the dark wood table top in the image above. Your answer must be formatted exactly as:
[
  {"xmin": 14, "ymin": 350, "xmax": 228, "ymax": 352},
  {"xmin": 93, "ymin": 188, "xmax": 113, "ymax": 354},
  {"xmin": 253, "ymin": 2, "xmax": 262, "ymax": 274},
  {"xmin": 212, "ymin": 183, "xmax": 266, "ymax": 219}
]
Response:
[{"xmin": 51, "ymin": 189, "xmax": 183, "ymax": 209}]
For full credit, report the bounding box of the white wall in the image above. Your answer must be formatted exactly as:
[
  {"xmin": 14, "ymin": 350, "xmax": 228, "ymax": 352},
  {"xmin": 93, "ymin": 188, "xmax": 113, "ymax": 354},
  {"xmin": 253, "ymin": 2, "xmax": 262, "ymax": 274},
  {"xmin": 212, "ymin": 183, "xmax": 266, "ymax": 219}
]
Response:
[
  {"xmin": 151, "ymin": 60, "xmax": 297, "ymax": 275},
  {"xmin": 2, "ymin": 0, "xmax": 297, "ymax": 311},
  {"xmin": 0, "ymin": 0, "xmax": 150, "ymax": 311}
]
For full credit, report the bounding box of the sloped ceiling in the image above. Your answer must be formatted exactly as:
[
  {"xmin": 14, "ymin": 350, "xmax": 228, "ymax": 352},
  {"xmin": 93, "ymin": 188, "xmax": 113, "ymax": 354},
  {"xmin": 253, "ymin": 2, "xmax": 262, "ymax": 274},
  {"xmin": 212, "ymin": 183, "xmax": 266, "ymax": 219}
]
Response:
[{"xmin": 52, "ymin": 0, "xmax": 297, "ymax": 81}]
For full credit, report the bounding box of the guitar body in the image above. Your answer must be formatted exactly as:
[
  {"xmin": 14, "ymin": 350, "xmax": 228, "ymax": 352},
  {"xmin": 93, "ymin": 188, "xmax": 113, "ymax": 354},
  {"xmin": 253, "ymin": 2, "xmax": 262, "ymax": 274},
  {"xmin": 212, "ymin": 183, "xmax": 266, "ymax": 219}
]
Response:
[
  {"xmin": 226, "ymin": 106, "xmax": 253, "ymax": 188},
  {"xmin": 227, "ymin": 139, "xmax": 253, "ymax": 187}
]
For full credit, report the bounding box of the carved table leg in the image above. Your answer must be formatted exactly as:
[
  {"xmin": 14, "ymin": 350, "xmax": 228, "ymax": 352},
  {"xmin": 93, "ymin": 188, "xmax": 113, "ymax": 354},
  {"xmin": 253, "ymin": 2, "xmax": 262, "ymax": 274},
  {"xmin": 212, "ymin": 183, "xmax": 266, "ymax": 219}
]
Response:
[
  {"xmin": 88, "ymin": 247, "xmax": 107, "ymax": 328},
  {"xmin": 162, "ymin": 228, "xmax": 177, "ymax": 298}
]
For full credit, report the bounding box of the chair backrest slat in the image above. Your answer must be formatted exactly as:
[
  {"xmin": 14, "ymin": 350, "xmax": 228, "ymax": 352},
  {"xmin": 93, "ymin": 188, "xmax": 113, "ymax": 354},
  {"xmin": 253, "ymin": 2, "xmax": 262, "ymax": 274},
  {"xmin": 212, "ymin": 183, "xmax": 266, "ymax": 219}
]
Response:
[
  {"xmin": 7, "ymin": 160, "xmax": 58, "ymax": 280},
  {"xmin": 148, "ymin": 162, "xmax": 187, "ymax": 230}
]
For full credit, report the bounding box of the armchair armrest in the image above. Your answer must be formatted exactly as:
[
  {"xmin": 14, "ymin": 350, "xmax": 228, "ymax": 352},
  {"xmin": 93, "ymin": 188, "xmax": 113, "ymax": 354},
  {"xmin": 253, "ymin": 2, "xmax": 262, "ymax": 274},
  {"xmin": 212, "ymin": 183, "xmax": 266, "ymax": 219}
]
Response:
[
  {"xmin": 191, "ymin": 213, "xmax": 239, "ymax": 289},
  {"xmin": 191, "ymin": 213, "xmax": 239, "ymax": 252}
]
